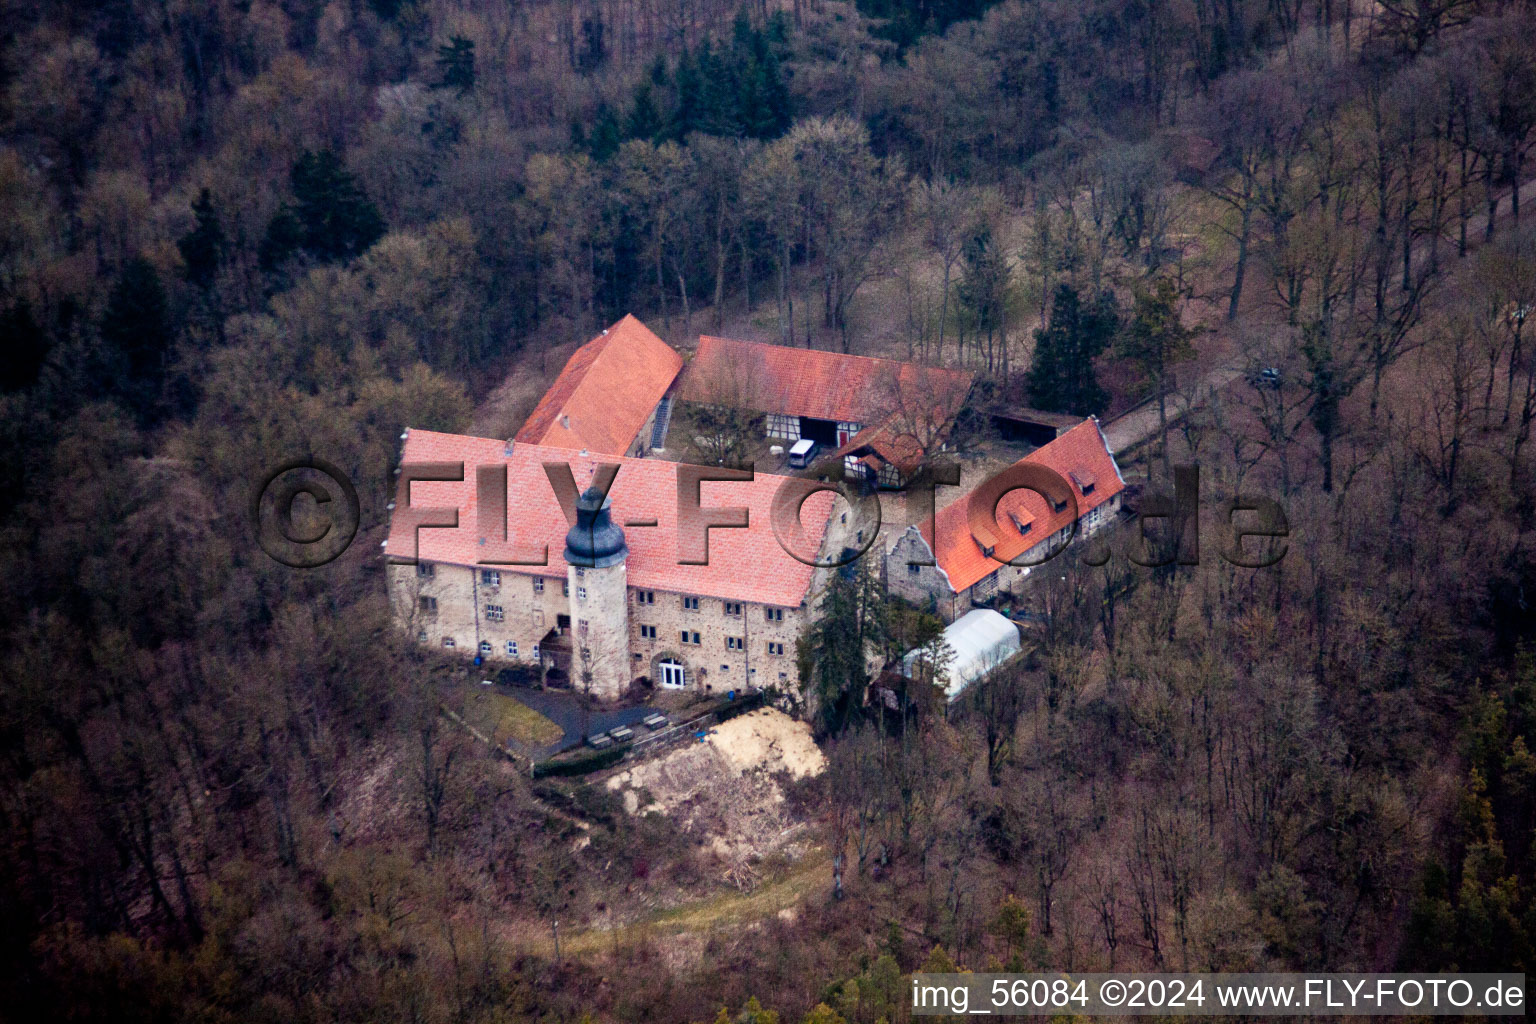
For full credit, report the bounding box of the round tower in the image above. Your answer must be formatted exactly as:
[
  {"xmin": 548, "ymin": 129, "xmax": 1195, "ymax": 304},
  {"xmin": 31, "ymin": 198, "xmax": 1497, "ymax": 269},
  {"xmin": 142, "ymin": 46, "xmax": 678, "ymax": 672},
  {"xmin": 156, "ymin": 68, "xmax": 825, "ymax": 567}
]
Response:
[{"xmin": 564, "ymin": 487, "xmax": 630, "ymax": 702}]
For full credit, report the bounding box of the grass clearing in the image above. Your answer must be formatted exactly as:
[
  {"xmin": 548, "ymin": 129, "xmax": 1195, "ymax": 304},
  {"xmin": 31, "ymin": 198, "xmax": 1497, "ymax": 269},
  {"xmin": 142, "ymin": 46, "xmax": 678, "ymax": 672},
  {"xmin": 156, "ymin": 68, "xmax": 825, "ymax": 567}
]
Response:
[
  {"xmin": 461, "ymin": 686, "xmax": 563, "ymax": 749},
  {"xmin": 554, "ymin": 852, "xmax": 832, "ymax": 955}
]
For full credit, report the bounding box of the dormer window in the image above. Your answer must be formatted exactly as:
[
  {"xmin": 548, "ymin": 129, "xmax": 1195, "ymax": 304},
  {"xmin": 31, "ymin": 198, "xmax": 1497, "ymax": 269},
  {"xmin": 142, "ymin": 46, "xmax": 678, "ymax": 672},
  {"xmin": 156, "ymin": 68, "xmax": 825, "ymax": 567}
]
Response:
[
  {"xmin": 1009, "ymin": 512, "xmax": 1031, "ymax": 534},
  {"xmin": 1069, "ymin": 469, "xmax": 1096, "ymax": 497}
]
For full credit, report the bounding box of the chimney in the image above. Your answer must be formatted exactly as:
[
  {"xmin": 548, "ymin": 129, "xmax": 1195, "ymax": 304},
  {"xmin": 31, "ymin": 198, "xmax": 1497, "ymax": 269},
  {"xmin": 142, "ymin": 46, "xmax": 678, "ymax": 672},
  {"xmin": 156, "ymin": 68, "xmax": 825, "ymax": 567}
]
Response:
[
  {"xmin": 503, "ymin": 439, "xmax": 515, "ymax": 456},
  {"xmin": 560, "ymin": 414, "xmax": 570, "ymax": 430}
]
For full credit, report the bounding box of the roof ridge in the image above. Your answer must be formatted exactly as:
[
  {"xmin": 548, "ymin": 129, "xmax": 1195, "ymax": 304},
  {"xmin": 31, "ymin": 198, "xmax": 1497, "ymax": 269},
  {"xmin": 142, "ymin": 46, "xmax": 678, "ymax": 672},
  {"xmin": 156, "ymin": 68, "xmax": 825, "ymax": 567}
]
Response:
[{"xmin": 695, "ymin": 334, "xmax": 973, "ymax": 378}]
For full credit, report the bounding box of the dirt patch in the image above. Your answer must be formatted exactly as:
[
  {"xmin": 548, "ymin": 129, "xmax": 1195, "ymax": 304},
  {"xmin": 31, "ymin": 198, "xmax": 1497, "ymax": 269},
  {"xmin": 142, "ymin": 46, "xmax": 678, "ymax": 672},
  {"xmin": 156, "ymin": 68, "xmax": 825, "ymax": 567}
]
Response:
[
  {"xmin": 707, "ymin": 708, "xmax": 827, "ymax": 780},
  {"xmin": 604, "ymin": 709, "xmax": 824, "ymax": 865}
]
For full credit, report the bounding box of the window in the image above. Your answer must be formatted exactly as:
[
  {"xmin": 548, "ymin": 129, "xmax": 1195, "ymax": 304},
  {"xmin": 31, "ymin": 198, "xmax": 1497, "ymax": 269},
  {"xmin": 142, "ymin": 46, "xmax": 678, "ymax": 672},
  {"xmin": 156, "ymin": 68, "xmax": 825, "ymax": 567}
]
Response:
[
  {"xmin": 1009, "ymin": 513, "xmax": 1032, "ymax": 535},
  {"xmin": 575, "ymin": 567, "xmax": 585, "ymax": 578},
  {"xmin": 419, "ymin": 596, "xmax": 437, "ymax": 613},
  {"xmin": 507, "ymin": 641, "xmax": 518, "ymax": 657},
  {"xmin": 533, "ymin": 578, "xmax": 545, "ymax": 595},
  {"xmin": 581, "ymin": 647, "xmax": 591, "ymax": 660},
  {"xmin": 1050, "ymin": 495, "xmax": 1068, "ymax": 513},
  {"xmin": 479, "ymin": 641, "xmax": 492, "ymax": 656},
  {"xmin": 723, "ymin": 602, "xmax": 742, "ymax": 616},
  {"xmin": 767, "ymin": 642, "xmax": 785, "ymax": 656},
  {"xmin": 658, "ymin": 658, "xmax": 685, "ymax": 688},
  {"xmin": 531, "ymin": 643, "xmax": 540, "ymax": 660},
  {"xmin": 726, "ymin": 637, "xmax": 744, "ymax": 651},
  {"xmin": 417, "ymin": 562, "xmax": 434, "ymax": 578},
  {"xmin": 485, "ymin": 604, "xmax": 504, "ymax": 621},
  {"xmin": 764, "ymin": 607, "xmax": 784, "ymax": 622},
  {"xmin": 639, "ymin": 625, "xmax": 657, "ymax": 640},
  {"xmin": 443, "ymin": 637, "xmax": 456, "ymax": 648},
  {"xmin": 562, "ymin": 580, "xmax": 569, "ymax": 596},
  {"xmin": 576, "ymin": 586, "xmax": 587, "ymax": 601},
  {"xmin": 683, "ymin": 596, "xmax": 699, "ymax": 611},
  {"xmin": 578, "ymin": 619, "xmax": 589, "ymax": 635},
  {"xmin": 481, "ymin": 570, "xmax": 500, "ymax": 586},
  {"xmin": 721, "ymin": 664, "xmax": 730, "ymax": 672},
  {"xmin": 1080, "ymin": 481, "xmax": 1095, "ymax": 496},
  {"xmin": 681, "ymin": 630, "xmax": 701, "ymax": 645},
  {"xmin": 779, "ymin": 671, "xmax": 788, "ymax": 681},
  {"xmin": 907, "ymin": 563, "xmax": 921, "ymax": 576},
  {"xmin": 416, "ymin": 630, "xmax": 428, "ymax": 643},
  {"xmin": 635, "ymin": 589, "xmax": 655, "ymax": 604}
]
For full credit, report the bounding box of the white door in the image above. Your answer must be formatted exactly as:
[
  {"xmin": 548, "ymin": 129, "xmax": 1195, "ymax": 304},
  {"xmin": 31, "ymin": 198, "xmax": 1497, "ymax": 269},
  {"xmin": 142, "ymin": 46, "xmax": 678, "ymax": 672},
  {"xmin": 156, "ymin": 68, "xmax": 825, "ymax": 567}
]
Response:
[{"xmin": 658, "ymin": 659, "xmax": 685, "ymax": 689}]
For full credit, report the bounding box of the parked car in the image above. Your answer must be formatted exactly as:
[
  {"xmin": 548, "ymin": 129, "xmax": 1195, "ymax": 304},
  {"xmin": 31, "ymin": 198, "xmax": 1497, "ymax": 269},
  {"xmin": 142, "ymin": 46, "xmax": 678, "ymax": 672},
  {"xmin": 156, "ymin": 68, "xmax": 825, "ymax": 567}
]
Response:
[
  {"xmin": 1248, "ymin": 366, "xmax": 1282, "ymax": 389},
  {"xmin": 787, "ymin": 438, "xmax": 820, "ymax": 469}
]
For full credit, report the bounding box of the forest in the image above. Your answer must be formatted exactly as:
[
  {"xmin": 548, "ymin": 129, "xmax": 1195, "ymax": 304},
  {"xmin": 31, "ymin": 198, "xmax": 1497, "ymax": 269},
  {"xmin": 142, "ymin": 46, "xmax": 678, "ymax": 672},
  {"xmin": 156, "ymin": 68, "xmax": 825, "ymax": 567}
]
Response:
[{"xmin": 1, "ymin": 0, "xmax": 1535, "ymax": 1019}]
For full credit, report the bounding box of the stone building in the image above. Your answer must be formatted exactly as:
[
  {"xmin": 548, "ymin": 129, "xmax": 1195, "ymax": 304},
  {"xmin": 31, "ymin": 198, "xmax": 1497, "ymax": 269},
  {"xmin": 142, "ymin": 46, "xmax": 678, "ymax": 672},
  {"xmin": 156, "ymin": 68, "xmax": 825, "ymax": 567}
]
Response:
[
  {"xmin": 385, "ymin": 431, "xmax": 840, "ymax": 701},
  {"xmin": 885, "ymin": 418, "xmax": 1126, "ymax": 622}
]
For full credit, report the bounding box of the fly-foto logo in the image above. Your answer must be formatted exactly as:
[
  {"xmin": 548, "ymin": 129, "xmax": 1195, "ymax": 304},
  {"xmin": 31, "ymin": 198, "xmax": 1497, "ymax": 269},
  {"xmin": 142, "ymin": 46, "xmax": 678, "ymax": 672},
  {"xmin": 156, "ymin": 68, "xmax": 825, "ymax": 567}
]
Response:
[{"xmin": 252, "ymin": 455, "xmax": 1287, "ymax": 571}]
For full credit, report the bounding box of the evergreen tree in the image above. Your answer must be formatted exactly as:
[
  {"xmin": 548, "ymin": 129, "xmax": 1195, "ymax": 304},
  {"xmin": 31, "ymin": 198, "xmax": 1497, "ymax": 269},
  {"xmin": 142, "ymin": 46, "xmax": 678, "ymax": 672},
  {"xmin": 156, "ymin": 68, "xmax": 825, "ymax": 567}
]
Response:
[
  {"xmin": 432, "ymin": 36, "xmax": 475, "ymax": 97},
  {"xmin": 797, "ymin": 566, "xmax": 886, "ymax": 736},
  {"xmin": 625, "ymin": 81, "xmax": 665, "ymax": 143},
  {"xmin": 733, "ymin": 16, "xmax": 792, "ymax": 139},
  {"xmin": 100, "ymin": 258, "xmax": 172, "ymax": 421},
  {"xmin": 587, "ymin": 103, "xmax": 623, "ymax": 161},
  {"xmin": 575, "ymin": 14, "xmax": 606, "ymax": 75},
  {"xmin": 1026, "ymin": 283, "xmax": 1116, "ymax": 415},
  {"xmin": 672, "ymin": 49, "xmax": 704, "ymax": 138},
  {"xmin": 177, "ymin": 189, "xmax": 224, "ymax": 290},
  {"xmin": 0, "ymin": 298, "xmax": 48, "ymax": 392},
  {"xmin": 693, "ymin": 42, "xmax": 737, "ymax": 136},
  {"xmin": 856, "ymin": 0, "xmax": 995, "ymax": 49},
  {"xmin": 260, "ymin": 150, "xmax": 385, "ymax": 271}
]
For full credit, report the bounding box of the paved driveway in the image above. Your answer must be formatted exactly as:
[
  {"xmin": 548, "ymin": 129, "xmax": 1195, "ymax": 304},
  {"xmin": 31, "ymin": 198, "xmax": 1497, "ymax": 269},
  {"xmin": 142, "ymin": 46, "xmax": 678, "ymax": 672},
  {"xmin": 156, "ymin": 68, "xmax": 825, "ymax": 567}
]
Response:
[{"xmin": 1102, "ymin": 366, "xmax": 1243, "ymax": 454}]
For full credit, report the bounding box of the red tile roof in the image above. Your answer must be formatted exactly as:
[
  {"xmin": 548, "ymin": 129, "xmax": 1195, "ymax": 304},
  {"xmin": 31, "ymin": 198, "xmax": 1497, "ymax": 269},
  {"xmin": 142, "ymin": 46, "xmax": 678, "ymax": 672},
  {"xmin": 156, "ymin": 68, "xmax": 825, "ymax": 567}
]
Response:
[
  {"xmin": 832, "ymin": 423, "xmax": 927, "ymax": 473},
  {"xmin": 676, "ymin": 335, "xmax": 974, "ymax": 427},
  {"xmin": 515, "ymin": 315, "xmax": 683, "ymax": 455},
  {"xmin": 920, "ymin": 419, "xmax": 1125, "ymax": 594},
  {"xmin": 387, "ymin": 430, "xmax": 833, "ymax": 608}
]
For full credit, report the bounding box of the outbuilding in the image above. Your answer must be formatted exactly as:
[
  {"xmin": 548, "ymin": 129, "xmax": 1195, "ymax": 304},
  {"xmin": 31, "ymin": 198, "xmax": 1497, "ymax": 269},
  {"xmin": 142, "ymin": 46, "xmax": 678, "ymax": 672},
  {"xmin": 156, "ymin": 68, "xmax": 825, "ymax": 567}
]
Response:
[{"xmin": 900, "ymin": 608, "xmax": 1022, "ymax": 702}]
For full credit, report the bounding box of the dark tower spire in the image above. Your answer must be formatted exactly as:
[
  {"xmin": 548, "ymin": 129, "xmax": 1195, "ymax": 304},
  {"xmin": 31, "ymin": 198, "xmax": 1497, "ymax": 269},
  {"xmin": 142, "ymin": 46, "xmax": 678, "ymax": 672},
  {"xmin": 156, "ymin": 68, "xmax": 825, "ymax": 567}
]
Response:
[{"xmin": 563, "ymin": 487, "xmax": 628, "ymax": 568}]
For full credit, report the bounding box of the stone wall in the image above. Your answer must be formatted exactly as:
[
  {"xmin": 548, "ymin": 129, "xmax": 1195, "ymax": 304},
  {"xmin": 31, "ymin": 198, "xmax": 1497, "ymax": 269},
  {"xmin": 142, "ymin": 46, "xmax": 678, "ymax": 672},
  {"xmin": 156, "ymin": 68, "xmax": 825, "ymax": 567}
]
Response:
[
  {"xmin": 387, "ymin": 561, "xmax": 808, "ymax": 695},
  {"xmin": 388, "ymin": 561, "xmax": 567, "ymax": 666}
]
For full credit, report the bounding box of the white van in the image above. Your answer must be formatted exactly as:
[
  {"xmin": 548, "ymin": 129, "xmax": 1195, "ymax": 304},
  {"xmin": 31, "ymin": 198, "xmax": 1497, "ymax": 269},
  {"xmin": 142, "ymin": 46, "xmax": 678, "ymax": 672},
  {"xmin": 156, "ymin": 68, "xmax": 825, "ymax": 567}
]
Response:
[{"xmin": 787, "ymin": 438, "xmax": 819, "ymax": 468}]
